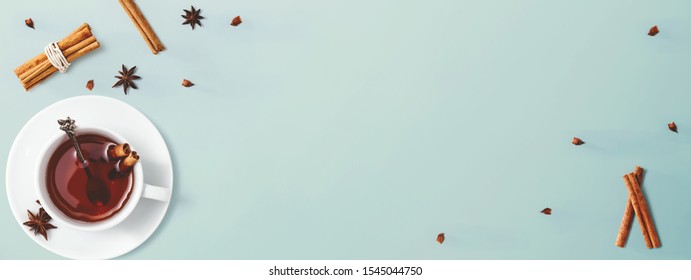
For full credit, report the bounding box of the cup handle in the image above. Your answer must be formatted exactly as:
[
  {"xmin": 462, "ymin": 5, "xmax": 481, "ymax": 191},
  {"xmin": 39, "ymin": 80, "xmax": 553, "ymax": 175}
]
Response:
[{"xmin": 142, "ymin": 184, "xmax": 170, "ymax": 202}]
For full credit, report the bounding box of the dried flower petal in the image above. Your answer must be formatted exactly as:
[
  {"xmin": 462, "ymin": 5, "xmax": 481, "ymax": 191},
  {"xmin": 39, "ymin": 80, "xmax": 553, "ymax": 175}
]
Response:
[
  {"xmin": 648, "ymin": 25, "xmax": 659, "ymax": 36},
  {"xmin": 541, "ymin": 208, "xmax": 552, "ymax": 215},
  {"xmin": 572, "ymin": 137, "xmax": 584, "ymax": 146},
  {"xmin": 668, "ymin": 122, "xmax": 677, "ymax": 133},
  {"xmin": 182, "ymin": 79, "xmax": 194, "ymax": 87},
  {"xmin": 436, "ymin": 233, "xmax": 445, "ymax": 244},
  {"xmin": 231, "ymin": 16, "xmax": 242, "ymax": 26},
  {"xmin": 25, "ymin": 18, "xmax": 34, "ymax": 29},
  {"xmin": 86, "ymin": 80, "xmax": 94, "ymax": 91}
]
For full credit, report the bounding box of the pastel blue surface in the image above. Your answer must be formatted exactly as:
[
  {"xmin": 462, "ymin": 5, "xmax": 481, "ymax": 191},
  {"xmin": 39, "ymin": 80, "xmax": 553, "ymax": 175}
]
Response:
[{"xmin": 2, "ymin": 0, "xmax": 691, "ymax": 259}]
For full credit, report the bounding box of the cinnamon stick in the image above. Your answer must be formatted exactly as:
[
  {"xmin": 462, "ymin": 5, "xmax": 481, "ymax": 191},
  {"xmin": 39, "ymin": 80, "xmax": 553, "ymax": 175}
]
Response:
[
  {"xmin": 615, "ymin": 166, "xmax": 643, "ymax": 248},
  {"xmin": 628, "ymin": 173, "xmax": 661, "ymax": 248},
  {"xmin": 108, "ymin": 143, "xmax": 131, "ymax": 161},
  {"xmin": 622, "ymin": 173, "xmax": 652, "ymax": 248},
  {"xmin": 118, "ymin": 151, "xmax": 140, "ymax": 172},
  {"xmin": 25, "ymin": 40, "xmax": 100, "ymax": 91},
  {"xmin": 118, "ymin": 0, "xmax": 165, "ymax": 54},
  {"xmin": 622, "ymin": 173, "xmax": 661, "ymax": 248},
  {"xmin": 14, "ymin": 24, "xmax": 91, "ymax": 77}
]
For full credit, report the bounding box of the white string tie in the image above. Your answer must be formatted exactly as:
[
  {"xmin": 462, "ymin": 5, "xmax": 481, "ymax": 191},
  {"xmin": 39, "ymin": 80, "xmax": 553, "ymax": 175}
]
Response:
[{"xmin": 44, "ymin": 42, "xmax": 70, "ymax": 73}]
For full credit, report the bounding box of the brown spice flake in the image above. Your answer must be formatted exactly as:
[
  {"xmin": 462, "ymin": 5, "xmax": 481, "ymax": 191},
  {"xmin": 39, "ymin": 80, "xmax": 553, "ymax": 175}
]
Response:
[
  {"xmin": 25, "ymin": 18, "xmax": 34, "ymax": 29},
  {"xmin": 668, "ymin": 122, "xmax": 677, "ymax": 133},
  {"xmin": 572, "ymin": 137, "xmax": 585, "ymax": 146},
  {"xmin": 35, "ymin": 200, "xmax": 41, "ymax": 205},
  {"xmin": 541, "ymin": 208, "xmax": 552, "ymax": 215},
  {"xmin": 648, "ymin": 25, "xmax": 659, "ymax": 36},
  {"xmin": 436, "ymin": 233, "xmax": 445, "ymax": 244},
  {"xmin": 86, "ymin": 80, "xmax": 94, "ymax": 91},
  {"xmin": 182, "ymin": 79, "xmax": 194, "ymax": 87},
  {"xmin": 231, "ymin": 16, "xmax": 242, "ymax": 26}
]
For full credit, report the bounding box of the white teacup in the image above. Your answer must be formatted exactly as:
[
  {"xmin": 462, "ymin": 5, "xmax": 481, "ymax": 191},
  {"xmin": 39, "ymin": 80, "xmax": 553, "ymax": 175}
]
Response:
[{"xmin": 35, "ymin": 126, "xmax": 169, "ymax": 231}]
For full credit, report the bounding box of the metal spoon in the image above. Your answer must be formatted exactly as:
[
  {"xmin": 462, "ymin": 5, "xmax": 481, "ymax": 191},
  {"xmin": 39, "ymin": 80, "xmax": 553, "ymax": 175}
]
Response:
[{"xmin": 58, "ymin": 117, "xmax": 110, "ymax": 206}]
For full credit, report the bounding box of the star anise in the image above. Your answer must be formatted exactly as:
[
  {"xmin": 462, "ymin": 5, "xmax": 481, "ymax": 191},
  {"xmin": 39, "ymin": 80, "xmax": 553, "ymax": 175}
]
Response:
[
  {"xmin": 112, "ymin": 65, "xmax": 140, "ymax": 95},
  {"xmin": 181, "ymin": 6, "xmax": 204, "ymax": 30},
  {"xmin": 23, "ymin": 208, "xmax": 57, "ymax": 240}
]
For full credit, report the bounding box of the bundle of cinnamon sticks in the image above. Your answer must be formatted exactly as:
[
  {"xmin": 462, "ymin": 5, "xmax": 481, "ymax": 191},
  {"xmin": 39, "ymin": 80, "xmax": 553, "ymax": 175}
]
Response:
[
  {"xmin": 615, "ymin": 166, "xmax": 661, "ymax": 248},
  {"xmin": 14, "ymin": 23, "xmax": 100, "ymax": 91}
]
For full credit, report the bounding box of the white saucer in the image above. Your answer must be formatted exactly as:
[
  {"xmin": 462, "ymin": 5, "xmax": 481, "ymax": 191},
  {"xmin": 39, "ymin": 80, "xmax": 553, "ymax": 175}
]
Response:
[{"xmin": 5, "ymin": 96, "xmax": 173, "ymax": 259}]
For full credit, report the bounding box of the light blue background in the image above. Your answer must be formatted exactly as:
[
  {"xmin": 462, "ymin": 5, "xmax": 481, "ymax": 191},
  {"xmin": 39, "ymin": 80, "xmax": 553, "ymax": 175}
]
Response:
[{"xmin": 2, "ymin": 0, "xmax": 691, "ymax": 259}]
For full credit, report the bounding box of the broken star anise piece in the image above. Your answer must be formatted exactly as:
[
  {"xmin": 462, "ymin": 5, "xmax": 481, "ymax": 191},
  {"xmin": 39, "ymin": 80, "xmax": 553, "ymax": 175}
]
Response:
[
  {"xmin": 181, "ymin": 6, "xmax": 204, "ymax": 30},
  {"xmin": 648, "ymin": 25, "xmax": 659, "ymax": 36},
  {"xmin": 112, "ymin": 65, "xmax": 140, "ymax": 95},
  {"xmin": 231, "ymin": 16, "xmax": 242, "ymax": 26},
  {"xmin": 25, "ymin": 18, "xmax": 34, "ymax": 29},
  {"xmin": 541, "ymin": 208, "xmax": 552, "ymax": 215},
  {"xmin": 182, "ymin": 79, "xmax": 194, "ymax": 87},
  {"xmin": 572, "ymin": 137, "xmax": 585, "ymax": 146},
  {"xmin": 23, "ymin": 208, "xmax": 57, "ymax": 240},
  {"xmin": 436, "ymin": 233, "xmax": 445, "ymax": 244},
  {"xmin": 668, "ymin": 122, "xmax": 677, "ymax": 133}
]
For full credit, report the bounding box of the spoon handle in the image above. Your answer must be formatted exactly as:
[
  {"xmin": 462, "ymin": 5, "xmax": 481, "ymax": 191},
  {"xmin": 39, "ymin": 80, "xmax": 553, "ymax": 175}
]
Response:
[
  {"xmin": 58, "ymin": 117, "xmax": 88, "ymax": 169},
  {"xmin": 66, "ymin": 131, "xmax": 88, "ymax": 166}
]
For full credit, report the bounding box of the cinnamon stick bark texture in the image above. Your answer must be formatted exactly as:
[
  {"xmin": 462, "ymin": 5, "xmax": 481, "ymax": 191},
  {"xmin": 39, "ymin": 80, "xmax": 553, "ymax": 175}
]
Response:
[
  {"xmin": 622, "ymin": 173, "xmax": 652, "ymax": 248},
  {"xmin": 622, "ymin": 172, "xmax": 661, "ymax": 248},
  {"xmin": 108, "ymin": 143, "xmax": 131, "ymax": 161},
  {"xmin": 629, "ymin": 173, "xmax": 661, "ymax": 248},
  {"xmin": 615, "ymin": 166, "xmax": 643, "ymax": 248},
  {"xmin": 22, "ymin": 36, "xmax": 97, "ymax": 88},
  {"xmin": 14, "ymin": 23, "xmax": 100, "ymax": 91},
  {"xmin": 26, "ymin": 40, "xmax": 100, "ymax": 91},
  {"xmin": 118, "ymin": 0, "xmax": 165, "ymax": 54},
  {"xmin": 118, "ymin": 151, "xmax": 140, "ymax": 172},
  {"xmin": 14, "ymin": 23, "xmax": 89, "ymax": 76}
]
